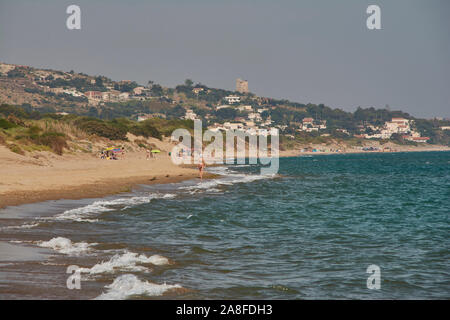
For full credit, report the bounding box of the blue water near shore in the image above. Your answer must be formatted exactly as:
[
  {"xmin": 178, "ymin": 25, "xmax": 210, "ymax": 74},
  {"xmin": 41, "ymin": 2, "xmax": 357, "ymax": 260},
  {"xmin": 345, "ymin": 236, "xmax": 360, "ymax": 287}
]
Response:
[{"xmin": 1, "ymin": 151, "xmax": 449, "ymax": 299}]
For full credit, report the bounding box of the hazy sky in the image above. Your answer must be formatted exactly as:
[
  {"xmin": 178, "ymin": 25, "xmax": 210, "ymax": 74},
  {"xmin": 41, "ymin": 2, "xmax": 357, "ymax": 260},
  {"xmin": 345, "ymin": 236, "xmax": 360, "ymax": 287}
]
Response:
[{"xmin": 0, "ymin": 0, "xmax": 449, "ymax": 118}]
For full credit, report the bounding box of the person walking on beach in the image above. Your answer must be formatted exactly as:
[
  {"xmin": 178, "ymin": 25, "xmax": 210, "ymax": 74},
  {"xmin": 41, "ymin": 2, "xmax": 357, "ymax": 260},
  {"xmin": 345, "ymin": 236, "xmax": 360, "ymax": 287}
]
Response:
[
  {"xmin": 198, "ymin": 157, "xmax": 206, "ymax": 180},
  {"xmin": 146, "ymin": 149, "xmax": 151, "ymax": 160}
]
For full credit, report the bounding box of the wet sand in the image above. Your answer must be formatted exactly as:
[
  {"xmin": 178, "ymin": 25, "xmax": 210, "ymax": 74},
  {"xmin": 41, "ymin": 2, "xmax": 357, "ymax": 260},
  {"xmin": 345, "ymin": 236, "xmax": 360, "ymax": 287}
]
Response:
[{"xmin": 0, "ymin": 242, "xmax": 51, "ymax": 261}]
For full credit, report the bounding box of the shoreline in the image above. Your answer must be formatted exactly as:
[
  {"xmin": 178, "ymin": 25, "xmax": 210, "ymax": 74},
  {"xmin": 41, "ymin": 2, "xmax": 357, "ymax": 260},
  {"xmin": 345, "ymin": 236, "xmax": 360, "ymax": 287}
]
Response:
[
  {"xmin": 0, "ymin": 173, "xmax": 218, "ymax": 209},
  {"xmin": 1, "ymin": 145, "xmax": 448, "ymax": 210},
  {"xmin": 279, "ymin": 145, "xmax": 450, "ymax": 157},
  {"xmin": 0, "ymin": 144, "xmax": 216, "ymax": 209}
]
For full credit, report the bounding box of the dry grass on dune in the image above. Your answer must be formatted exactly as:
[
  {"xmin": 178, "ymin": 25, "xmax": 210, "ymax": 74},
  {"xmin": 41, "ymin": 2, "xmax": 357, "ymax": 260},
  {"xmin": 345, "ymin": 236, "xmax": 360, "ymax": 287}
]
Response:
[{"xmin": 33, "ymin": 119, "xmax": 89, "ymax": 140}]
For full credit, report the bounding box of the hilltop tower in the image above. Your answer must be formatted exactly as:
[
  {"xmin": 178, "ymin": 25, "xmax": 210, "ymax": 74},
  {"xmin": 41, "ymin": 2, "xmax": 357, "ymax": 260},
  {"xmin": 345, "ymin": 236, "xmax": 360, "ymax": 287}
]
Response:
[{"xmin": 236, "ymin": 78, "xmax": 249, "ymax": 94}]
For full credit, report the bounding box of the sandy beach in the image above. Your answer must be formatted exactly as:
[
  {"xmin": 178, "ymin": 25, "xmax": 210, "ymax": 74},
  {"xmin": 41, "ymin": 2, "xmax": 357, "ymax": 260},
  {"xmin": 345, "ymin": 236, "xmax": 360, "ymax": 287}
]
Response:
[{"xmin": 0, "ymin": 141, "xmax": 209, "ymax": 209}]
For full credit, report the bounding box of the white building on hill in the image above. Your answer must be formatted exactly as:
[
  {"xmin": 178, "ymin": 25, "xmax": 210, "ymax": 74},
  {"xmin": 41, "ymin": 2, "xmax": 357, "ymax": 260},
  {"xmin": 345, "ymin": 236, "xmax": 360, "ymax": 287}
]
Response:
[
  {"xmin": 224, "ymin": 95, "xmax": 240, "ymax": 104},
  {"xmin": 184, "ymin": 109, "xmax": 198, "ymax": 120}
]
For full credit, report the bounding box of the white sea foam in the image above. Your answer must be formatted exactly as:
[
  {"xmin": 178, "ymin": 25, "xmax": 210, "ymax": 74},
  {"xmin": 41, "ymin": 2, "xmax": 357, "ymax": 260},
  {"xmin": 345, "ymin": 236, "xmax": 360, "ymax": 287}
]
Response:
[
  {"xmin": 37, "ymin": 237, "xmax": 97, "ymax": 255},
  {"xmin": 95, "ymin": 274, "xmax": 181, "ymax": 300},
  {"xmin": 79, "ymin": 251, "xmax": 169, "ymax": 274},
  {"xmin": 2, "ymin": 222, "xmax": 40, "ymax": 230},
  {"xmin": 50, "ymin": 193, "xmax": 175, "ymax": 222},
  {"xmin": 9, "ymin": 240, "xmax": 33, "ymax": 244},
  {"xmin": 40, "ymin": 261, "xmax": 67, "ymax": 266},
  {"xmin": 180, "ymin": 168, "xmax": 273, "ymax": 193}
]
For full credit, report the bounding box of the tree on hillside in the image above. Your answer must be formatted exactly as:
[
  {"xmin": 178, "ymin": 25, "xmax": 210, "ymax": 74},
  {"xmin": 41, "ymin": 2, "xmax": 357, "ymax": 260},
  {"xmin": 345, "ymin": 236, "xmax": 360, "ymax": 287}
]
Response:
[
  {"xmin": 118, "ymin": 81, "xmax": 138, "ymax": 93},
  {"xmin": 7, "ymin": 69, "xmax": 26, "ymax": 78},
  {"xmin": 270, "ymin": 107, "xmax": 288, "ymax": 125},
  {"xmin": 215, "ymin": 108, "xmax": 237, "ymax": 120},
  {"xmin": 184, "ymin": 79, "xmax": 193, "ymax": 88},
  {"xmin": 95, "ymin": 76, "xmax": 103, "ymax": 87},
  {"xmin": 260, "ymin": 110, "xmax": 270, "ymax": 121},
  {"xmin": 166, "ymin": 105, "xmax": 185, "ymax": 119},
  {"xmin": 150, "ymin": 84, "xmax": 163, "ymax": 96}
]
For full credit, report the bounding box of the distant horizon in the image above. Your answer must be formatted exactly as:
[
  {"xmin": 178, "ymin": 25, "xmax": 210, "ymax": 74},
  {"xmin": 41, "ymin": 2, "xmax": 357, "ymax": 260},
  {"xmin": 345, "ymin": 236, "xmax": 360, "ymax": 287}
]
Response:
[{"xmin": 1, "ymin": 1, "xmax": 449, "ymax": 118}]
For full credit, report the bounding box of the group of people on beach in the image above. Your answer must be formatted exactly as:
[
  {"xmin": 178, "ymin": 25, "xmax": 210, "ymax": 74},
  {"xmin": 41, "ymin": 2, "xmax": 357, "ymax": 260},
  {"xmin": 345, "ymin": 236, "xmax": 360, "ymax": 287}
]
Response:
[
  {"xmin": 99, "ymin": 146, "xmax": 206, "ymax": 180},
  {"xmin": 146, "ymin": 149, "xmax": 161, "ymax": 160},
  {"xmin": 99, "ymin": 148, "xmax": 125, "ymax": 160}
]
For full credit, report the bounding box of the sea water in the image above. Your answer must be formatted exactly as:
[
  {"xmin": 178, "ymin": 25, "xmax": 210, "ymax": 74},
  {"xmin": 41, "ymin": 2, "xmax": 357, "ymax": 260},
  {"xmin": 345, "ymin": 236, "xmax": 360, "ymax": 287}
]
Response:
[{"xmin": 0, "ymin": 151, "xmax": 448, "ymax": 299}]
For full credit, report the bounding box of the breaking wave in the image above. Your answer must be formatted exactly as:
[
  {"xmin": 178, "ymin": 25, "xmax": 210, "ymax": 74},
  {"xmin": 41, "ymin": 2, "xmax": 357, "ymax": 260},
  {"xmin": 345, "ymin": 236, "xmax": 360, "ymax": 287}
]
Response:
[
  {"xmin": 50, "ymin": 193, "xmax": 176, "ymax": 222},
  {"xmin": 1, "ymin": 222, "xmax": 40, "ymax": 230},
  {"xmin": 37, "ymin": 237, "xmax": 97, "ymax": 255},
  {"xmin": 95, "ymin": 274, "xmax": 181, "ymax": 300},
  {"xmin": 79, "ymin": 251, "xmax": 170, "ymax": 274}
]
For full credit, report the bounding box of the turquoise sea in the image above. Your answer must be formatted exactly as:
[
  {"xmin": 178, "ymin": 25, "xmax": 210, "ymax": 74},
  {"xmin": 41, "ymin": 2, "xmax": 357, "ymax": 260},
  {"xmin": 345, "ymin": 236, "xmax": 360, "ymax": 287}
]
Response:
[{"xmin": 0, "ymin": 151, "xmax": 449, "ymax": 299}]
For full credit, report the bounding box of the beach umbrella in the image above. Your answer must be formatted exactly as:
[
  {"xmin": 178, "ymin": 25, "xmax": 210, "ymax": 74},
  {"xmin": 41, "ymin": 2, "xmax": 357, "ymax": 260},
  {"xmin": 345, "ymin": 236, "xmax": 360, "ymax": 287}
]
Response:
[
  {"xmin": 151, "ymin": 149, "xmax": 161, "ymax": 153},
  {"xmin": 105, "ymin": 147, "xmax": 114, "ymax": 151}
]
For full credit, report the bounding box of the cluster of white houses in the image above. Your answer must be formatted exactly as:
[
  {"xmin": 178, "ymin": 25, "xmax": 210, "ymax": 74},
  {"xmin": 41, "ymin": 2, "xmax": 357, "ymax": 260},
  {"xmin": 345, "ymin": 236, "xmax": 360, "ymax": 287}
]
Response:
[
  {"xmin": 45, "ymin": 86, "xmax": 149, "ymax": 105},
  {"xmin": 293, "ymin": 116, "xmax": 430, "ymax": 143},
  {"xmin": 297, "ymin": 117, "xmax": 327, "ymax": 132},
  {"xmin": 42, "ymin": 84, "xmax": 154, "ymax": 106},
  {"xmin": 184, "ymin": 103, "xmax": 430, "ymax": 142},
  {"xmin": 208, "ymin": 123, "xmax": 279, "ymax": 137},
  {"xmin": 42, "ymin": 86, "xmax": 84, "ymax": 97},
  {"xmin": 184, "ymin": 97, "xmax": 278, "ymax": 136},
  {"xmin": 84, "ymin": 85, "xmax": 151, "ymax": 105},
  {"xmin": 359, "ymin": 118, "xmax": 430, "ymax": 143}
]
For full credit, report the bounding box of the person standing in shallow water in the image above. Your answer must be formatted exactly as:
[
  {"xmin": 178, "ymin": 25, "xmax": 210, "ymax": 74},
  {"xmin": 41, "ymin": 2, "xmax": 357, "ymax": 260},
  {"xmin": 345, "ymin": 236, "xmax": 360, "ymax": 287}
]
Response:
[{"xmin": 198, "ymin": 157, "xmax": 206, "ymax": 180}]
